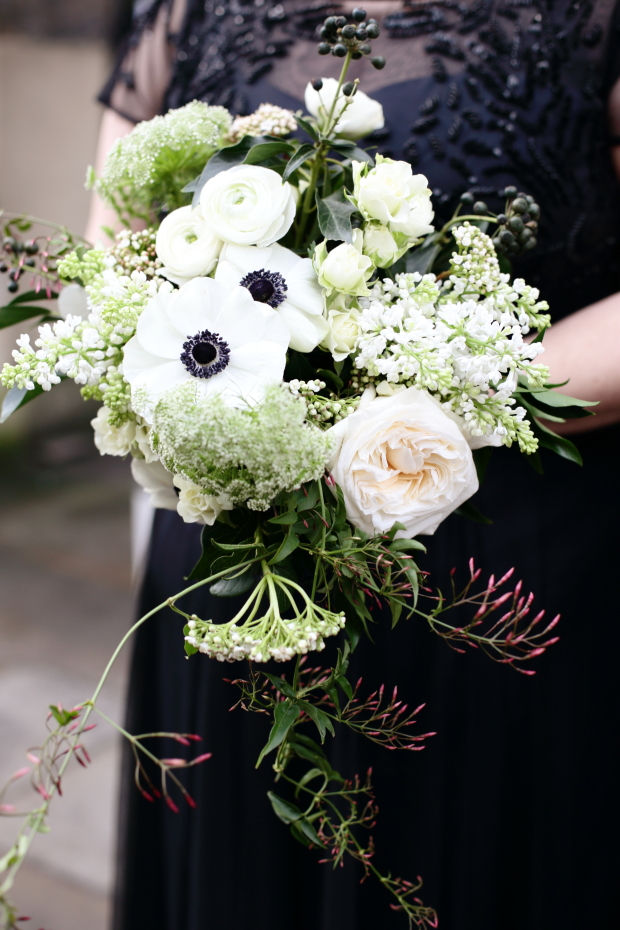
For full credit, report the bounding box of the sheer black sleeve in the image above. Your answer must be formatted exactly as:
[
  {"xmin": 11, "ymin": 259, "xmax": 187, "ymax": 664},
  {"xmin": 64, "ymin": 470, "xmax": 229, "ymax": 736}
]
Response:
[{"xmin": 98, "ymin": 0, "xmax": 187, "ymax": 124}]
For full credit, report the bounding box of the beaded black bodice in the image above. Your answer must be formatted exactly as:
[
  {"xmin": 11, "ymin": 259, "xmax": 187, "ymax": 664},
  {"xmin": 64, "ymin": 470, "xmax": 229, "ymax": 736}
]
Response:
[{"xmin": 102, "ymin": 0, "xmax": 620, "ymax": 315}]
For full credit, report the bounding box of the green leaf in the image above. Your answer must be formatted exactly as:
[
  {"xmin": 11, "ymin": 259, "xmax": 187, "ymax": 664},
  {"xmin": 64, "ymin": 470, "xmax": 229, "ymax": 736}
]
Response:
[
  {"xmin": 184, "ymin": 640, "xmax": 198, "ymax": 656},
  {"xmin": 184, "ymin": 137, "xmax": 256, "ymax": 205},
  {"xmin": 315, "ymin": 367, "xmax": 344, "ymax": 391},
  {"xmin": 282, "ymin": 143, "xmax": 316, "ymax": 180},
  {"xmin": 295, "ymin": 115, "xmax": 320, "ymax": 142},
  {"xmin": 336, "ymin": 675, "xmax": 353, "ymax": 701},
  {"xmin": 291, "ymin": 818, "xmax": 325, "ymax": 847},
  {"xmin": 296, "ymin": 481, "xmax": 320, "ymax": 512},
  {"xmin": 268, "ymin": 791, "xmax": 303, "ymax": 823},
  {"xmin": 256, "ymin": 701, "xmax": 300, "ymax": 767},
  {"xmin": 389, "ymin": 597, "xmax": 403, "ymax": 628},
  {"xmin": 389, "ymin": 538, "xmax": 426, "ymax": 554},
  {"xmin": 1, "ymin": 384, "xmax": 45, "ymax": 423},
  {"xmin": 531, "ymin": 418, "xmax": 583, "ymax": 466},
  {"xmin": 298, "ymin": 701, "xmax": 334, "ymax": 743},
  {"xmin": 269, "ymin": 527, "xmax": 299, "ymax": 564},
  {"xmin": 329, "ymin": 139, "xmax": 374, "ymax": 163},
  {"xmin": 406, "ymin": 241, "xmax": 440, "ymax": 275},
  {"xmin": 0, "ymin": 306, "xmax": 56, "ymax": 329},
  {"xmin": 454, "ymin": 499, "xmax": 493, "ymax": 524},
  {"xmin": 268, "ymin": 510, "xmax": 298, "ymax": 525},
  {"xmin": 209, "ymin": 570, "xmax": 256, "ymax": 597},
  {"xmin": 1, "ymin": 289, "xmax": 54, "ymax": 307},
  {"xmin": 264, "ymin": 672, "xmax": 297, "ymax": 700},
  {"xmin": 244, "ymin": 140, "xmax": 295, "ymax": 164},
  {"xmin": 316, "ymin": 191, "xmax": 357, "ymax": 243},
  {"xmin": 49, "ymin": 704, "xmax": 80, "ymax": 727}
]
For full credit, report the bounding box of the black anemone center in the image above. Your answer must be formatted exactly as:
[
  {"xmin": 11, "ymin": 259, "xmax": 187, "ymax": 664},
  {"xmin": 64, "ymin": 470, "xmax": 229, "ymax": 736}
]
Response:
[
  {"xmin": 192, "ymin": 341, "xmax": 217, "ymax": 365},
  {"xmin": 180, "ymin": 329, "xmax": 230, "ymax": 380},
  {"xmin": 239, "ymin": 268, "xmax": 288, "ymax": 309}
]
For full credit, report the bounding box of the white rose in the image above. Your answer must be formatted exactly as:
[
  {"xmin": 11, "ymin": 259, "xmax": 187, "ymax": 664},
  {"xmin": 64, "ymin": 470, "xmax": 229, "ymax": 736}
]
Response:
[
  {"xmin": 352, "ymin": 156, "xmax": 435, "ymax": 239},
  {"xmin": 321, "ymin": 303, "xmax": 361, "ymax": 362},
  {"xmin": 155, "ymin": 205, "xmax": 223, "ymax": 284},
  {"xmin": 362, "ymin": 225, "xmax": 407, "ymax": 269},
  {"xmin": 327, "ymin": 387, "xmax": 478, "ymax": 538},
  {"xmin": 173, "ymin": 476, "xmax": 233, "ymax": 525},
  {"xmin": 313, "ymin": 230, "xmax": 373, "ymax": 297},
  {"xmin": 304, "ymin": 78, "xmax": 384, "ymax": 140},
  {"xmin": 130, "ymin": 458, "xmax": 178, "ymax": 511},
  {"xmin": 199, "ymin": 164, "xmax": 296, "ymax": 247},
  {"xmin": 91, "ymin": 406, "xmax": 135, "ymax": 456}
]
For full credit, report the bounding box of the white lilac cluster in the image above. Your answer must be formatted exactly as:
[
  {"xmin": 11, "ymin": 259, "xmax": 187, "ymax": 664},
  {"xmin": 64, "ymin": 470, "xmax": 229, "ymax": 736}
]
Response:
[
  {"xmin": 228, "ymin": 104, "xmax": 298, "ymax": 142},
  {"xmin": 90, "ymin": 101, "xmax": 231, "ymax": 215},
  {"xmin": 185, "ymin": 593, "xmax": 346, "ymax": 663},
  {"xmin": 353, "ymin": 223, "xmax": 549, "ymax": 451},
  {"xmin": 151, "ymin": 384, "xmax": 334, "ymax": 511}
]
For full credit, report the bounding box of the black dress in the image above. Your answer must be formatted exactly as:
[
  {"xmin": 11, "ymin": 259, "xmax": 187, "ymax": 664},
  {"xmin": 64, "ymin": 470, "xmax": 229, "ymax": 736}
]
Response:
[{"xmin": 102, "ymin": 2, "xmax": 620, "ymax": 927}]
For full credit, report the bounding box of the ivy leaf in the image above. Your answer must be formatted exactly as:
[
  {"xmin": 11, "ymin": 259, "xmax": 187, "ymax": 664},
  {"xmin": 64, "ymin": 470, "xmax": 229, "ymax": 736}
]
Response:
[
  {"xmin": 406, "ymin": 241, "xmax": 440, "ymax": 275},
  {"xmin": 531, "ymin": 417, "xmax": 583, "ymax": 466},
  {"xmin": 316, "ymin": 191, "xmax": 357, "ymax": 243},
  {"xmin": 291, "ymin": 818, "xmax": 325, "ymax": 847},
  {"xmin": 209, "ymin": 569, "xmax": 256, "ymax": 597},
  {"xmin": 389, "ymin": 538, "xmax": 426, "ymax": 554},
  {"xmin": 256, "ymin": 701, "xmax": 300, "ymax": 767},
  {"xmin": 264, "ymin": 672, "xmax": 297, "ymax": 700},
  {"xmin": 282, "ymin": 143, "xmax": 316, "ymax": 181}
]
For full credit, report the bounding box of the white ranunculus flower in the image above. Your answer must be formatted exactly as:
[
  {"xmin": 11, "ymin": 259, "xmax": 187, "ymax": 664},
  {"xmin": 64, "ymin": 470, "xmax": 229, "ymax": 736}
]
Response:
[
  {"xmin": 328, "ymin": 387, "xmax": 478, "ymax": 538},
  {"xmin": 313, "ymin": 230, "xmax": 373, "ymax": 297},
  {"xmin": 173, "ymin": 476, "xmax": 234, "ymax": 525},
  {"xmin": 58, "ymin": 282, "xmax": 88, "ymax": 319},
  {"xmin": 131, "ymin": 458, "xmax": 178, "ymax": 510},
  {"xmin": 215, "ymin": 242, "xmax": 328, "ymax": 352},
  {"xmin": 122, "ymin": 277, "xmax": 289, "ymax": 422},
  {"xmin": 199, "ymin": 164, "xmax": 296, "ymax": 247},
  {"xmin": 155, "ymin": 204, "xmax": 223, "ymax": 284},
  {"xmin": 352, "ymin": 156, "xmax": 435, "ymax": 240},
  {"xmin": 91, "ymin": 405, "xmax": 135, "ymax": 456},
  {"xmin": 362, "ymin": 225, "xmax": 408, "ymax": 269},
  {"xmin": 321, "ymin": 303, "xmax": 361, "ymax": 362},
  {"xmin": 304, "ymin": 78, "xmax": 384, "ymax": 140}
]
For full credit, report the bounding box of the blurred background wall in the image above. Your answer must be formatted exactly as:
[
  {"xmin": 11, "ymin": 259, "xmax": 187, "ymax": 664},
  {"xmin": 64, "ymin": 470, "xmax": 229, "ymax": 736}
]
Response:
[{"xmin": 0, "ymin": 4, "xmax": 136, "ymax": 929}]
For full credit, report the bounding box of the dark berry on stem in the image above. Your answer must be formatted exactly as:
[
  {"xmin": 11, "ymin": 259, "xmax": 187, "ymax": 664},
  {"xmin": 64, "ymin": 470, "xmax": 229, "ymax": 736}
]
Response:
[
  {"xmin": 341, "ymin": 24, "xmax": 356, "ymax": 39},
  {"xmin": 333, "ymin": 43, "xmax": 347, "ymax": 57},
  {"xmin": 508, "ymin": 216, "xmax": 524, "ymax": 232},
  {"xmin": 503, "ymin": 185, "xmax": 517, "ymax": 198},
  {"xmin": 496, "ymin": 213, "xmax": 507, "ymax": 224},
  {"xmin": 366, "ymin": 22, "xmax": 379, "ymax": 37},
  {"xmin": 352, "ymin": 7, "xmax": 367, "ymax": 21},
  {"xmin": 359, "ymin": 43, "xmax": 371, "ymax": 54},
  {"xmin": 7, "ymin": 281, "xmax": 18, "ymax": 293},
  {"xmin": 355, "ymin": 28, "xmax": 368, "ymax": 40},
  {"xmin": 318, "ymin": 42, "xmax": 331, "ymax": 54},
  {"xmin": 511, "ymin": 197, "xmax": 528, "ymax": 214},
  {"xmin": 342, "ymin": 81, "xmax": 356, "ymax": 96},
  {"xmin": 473, "ymin": 201, "xmax": 488, "ymax": 215},
  {"xmin": 312, "ymin": 78, "xmax": 323, "ymax": 90},
  {"xmin": 371, "ymin": 55, "xmax": 386, "ymax": 69},
  {"xmin": 335, "ymin": 15, "xmax": 347, "ymax": 27},
  {"xmin": 352, "ymin": 50, "xmax": 362, "ymax": 59},
  {"xmin": 460, "ymin": 191, "xmax": 475, "ymax": 205}
]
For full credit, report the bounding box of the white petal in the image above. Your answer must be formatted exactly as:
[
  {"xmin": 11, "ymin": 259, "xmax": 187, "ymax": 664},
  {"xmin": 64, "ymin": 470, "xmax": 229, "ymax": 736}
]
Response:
[
  {"xmin": 123, "ymin": 336, "xmax": 165, "ymax": 382},
  {"xmin": 213, "ymin": 259, "xmax": 244, "ymax": 291},
  {"xmin": 286, "ymin": 259, "xmax": 325, "ymax": 315},
  {"xmin": 278, "ymin": 303, "xmax": 329, "ymax": 352},
  {"xmin": 214, "ymin": 286, "xmax": 273, "ymax": 349},
  {"xmin": 229, "ymin": 340, "xmax": 286, "ymax": 378},
  {"xmin": 136, "ymin": 293, "xmax": 183, "ymax": 359},
  {"xmin": 166, "ymin": 277, "xmax": 232, "ymax": 337}
]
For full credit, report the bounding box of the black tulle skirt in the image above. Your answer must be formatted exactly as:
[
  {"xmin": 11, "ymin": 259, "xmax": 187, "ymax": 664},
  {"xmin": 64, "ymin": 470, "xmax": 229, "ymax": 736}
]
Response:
[{"xmin": 113, "ymin": 427, "xmax": 620, "ymax": 930}]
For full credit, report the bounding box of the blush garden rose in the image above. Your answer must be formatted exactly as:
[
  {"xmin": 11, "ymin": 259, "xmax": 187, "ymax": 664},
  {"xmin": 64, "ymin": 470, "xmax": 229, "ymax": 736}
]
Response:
[{"xmin": 327, "ymin": 387, "xmax": 479, "ymax": 538}]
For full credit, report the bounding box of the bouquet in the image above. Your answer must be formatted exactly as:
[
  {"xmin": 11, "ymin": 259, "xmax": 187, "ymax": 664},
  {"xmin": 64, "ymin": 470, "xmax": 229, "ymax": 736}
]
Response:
[{"xmin": 0, "ymin": 10, "xmax": 594, "ymax": 927}]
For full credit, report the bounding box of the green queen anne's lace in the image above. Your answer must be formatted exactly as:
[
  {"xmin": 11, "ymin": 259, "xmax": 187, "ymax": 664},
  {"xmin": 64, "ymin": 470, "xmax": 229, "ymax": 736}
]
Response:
[{"xmin": 151, "ymin": 384, "xmax": 335, "ymax": 511}]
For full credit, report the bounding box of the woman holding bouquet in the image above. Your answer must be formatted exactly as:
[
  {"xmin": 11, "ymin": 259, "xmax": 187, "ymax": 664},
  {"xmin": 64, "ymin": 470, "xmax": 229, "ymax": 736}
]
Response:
[{"xmin": 87, "ymin": 1, "xmax": 620, "ymax": 927}]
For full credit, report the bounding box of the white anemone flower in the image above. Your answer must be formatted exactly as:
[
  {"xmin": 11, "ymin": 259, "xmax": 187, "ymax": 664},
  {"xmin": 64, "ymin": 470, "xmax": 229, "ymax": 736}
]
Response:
[
  {"xmin": 122, "ymin": 277, "xmax": 289, "ymax": 422},
  {"xmin": 214, "ymin": 242, "xmax": 329, "ymax": 352}
]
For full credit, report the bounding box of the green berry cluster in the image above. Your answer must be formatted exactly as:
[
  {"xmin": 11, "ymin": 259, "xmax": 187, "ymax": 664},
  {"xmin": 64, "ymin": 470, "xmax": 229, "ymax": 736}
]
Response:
[{"xmin": 317, "ymin": 7, "xmax": 385, "ymax": 70}]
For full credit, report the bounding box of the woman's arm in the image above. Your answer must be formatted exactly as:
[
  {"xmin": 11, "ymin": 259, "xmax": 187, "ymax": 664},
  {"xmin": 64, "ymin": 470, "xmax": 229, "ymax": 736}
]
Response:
[
  {"xmin": 538, "ymin": 78, "xmax": 620, "ymax": 434},
  {"xmin": 84, "ymin": 109, "xmax": 136, "ymax": 245}
]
